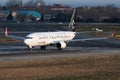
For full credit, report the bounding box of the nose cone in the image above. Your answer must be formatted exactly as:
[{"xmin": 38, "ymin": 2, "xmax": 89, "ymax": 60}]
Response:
[{"xmin": 24, "ymin": 39, "xmax": 29, "ymax": 46}]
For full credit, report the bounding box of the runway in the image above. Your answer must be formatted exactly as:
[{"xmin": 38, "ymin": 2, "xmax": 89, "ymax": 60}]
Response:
[{"xmin": 0, "ymin": 46, "xmax": 120, "ymax": 62}]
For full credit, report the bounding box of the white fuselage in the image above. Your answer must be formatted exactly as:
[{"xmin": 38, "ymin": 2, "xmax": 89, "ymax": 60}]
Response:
[{"xmin": 24, "ymin": 31, "xmax": 76, "ymax": 47}]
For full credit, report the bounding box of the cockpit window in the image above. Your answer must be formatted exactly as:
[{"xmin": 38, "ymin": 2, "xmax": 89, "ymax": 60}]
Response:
[{"xmin": 25, "ymin": 37, "xmax": 33, "ymax": 39}]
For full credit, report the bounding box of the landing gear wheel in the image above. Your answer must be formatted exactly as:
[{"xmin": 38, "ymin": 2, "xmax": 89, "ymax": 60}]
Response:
[
  {"xmin": 57, "ymin": 47, "xmax": 62, "ymax": 50},
  {"xmin": 56, "ymin": 43, "xmax": 62, "ymax": 50}
]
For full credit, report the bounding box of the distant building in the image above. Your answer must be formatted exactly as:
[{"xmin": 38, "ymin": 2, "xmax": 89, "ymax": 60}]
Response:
[
  {"xmin": 0, "ymin": 10, "xmax": 41, "ymax": 21},
  {"xmin": 37, "ymin": 4, "xmax": 72, "ymax": 21}
]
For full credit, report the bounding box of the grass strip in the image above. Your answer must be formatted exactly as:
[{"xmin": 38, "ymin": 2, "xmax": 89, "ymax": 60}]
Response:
[{"xmin": 0, "ymin": 55, "xmax": 119, "ymax": 80}]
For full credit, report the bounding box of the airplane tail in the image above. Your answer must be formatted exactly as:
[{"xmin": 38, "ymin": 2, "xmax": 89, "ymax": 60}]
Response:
[{"xmin": 68, "ymin": 9, "xmax": 76, "ymax": 32}]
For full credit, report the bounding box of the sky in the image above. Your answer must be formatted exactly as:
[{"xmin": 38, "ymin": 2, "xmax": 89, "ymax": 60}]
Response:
[{"xmin": 0, "ymin": 0, "xmax": 120, "ymax": 7}]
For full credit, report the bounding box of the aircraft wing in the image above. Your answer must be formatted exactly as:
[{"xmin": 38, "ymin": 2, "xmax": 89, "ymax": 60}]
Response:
[
  {"xmin": 7, "ymin": 35, "xmax": 25, "ymax": 41},
  {"xmin": 75, "ymin": 31, "xmax": 92, "ymax": 34},
  {"xmin": 5, "ymin": 28, "xmax": 25, "ymax": 41},
  {"xmin": 68, "ymin": 37, "xmax": 108, "ymax": 42},
  {"xmin": 51, "ymin": 37, "xmax": 108, "ymax": 44}
]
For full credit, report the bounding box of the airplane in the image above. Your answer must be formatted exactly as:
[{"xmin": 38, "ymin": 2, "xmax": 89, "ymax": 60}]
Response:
[{"xmin": 5, "ymin": 9, "xmax": 108, "ymax": 51}]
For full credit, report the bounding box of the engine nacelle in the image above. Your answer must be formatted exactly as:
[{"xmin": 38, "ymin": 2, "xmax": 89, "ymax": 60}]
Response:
[{"xmin": 56, "ymin": 41, "xmax": 66, "ymax": 49}]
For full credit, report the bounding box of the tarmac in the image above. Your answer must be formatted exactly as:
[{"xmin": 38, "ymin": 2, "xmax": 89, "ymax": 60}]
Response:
[{"xmin": 0, "ymin": 23, "xmax": 120, "ymax": 61}]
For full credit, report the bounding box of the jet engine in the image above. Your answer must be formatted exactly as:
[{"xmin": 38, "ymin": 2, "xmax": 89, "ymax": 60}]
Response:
[{"xmin": 56, "ymin": 41, "xmax": 66, "ymax": 50}]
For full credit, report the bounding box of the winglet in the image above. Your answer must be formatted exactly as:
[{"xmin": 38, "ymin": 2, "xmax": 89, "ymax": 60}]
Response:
[
  {"xmin": 110, "ymin": 30, "xmax": 115, "ymax": 38},
  {"xmin": 5, "ymin": 27, "xmax": 8, "ymax": 37}
]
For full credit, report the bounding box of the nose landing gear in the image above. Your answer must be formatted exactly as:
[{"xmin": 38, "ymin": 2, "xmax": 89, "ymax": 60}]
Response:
[{"xmin": 27, "ymin": 46, "xmax": 33, "ymax": 51}]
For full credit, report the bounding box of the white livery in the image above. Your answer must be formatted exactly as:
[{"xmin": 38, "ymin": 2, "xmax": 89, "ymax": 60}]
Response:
[
  {"xmin": 5, "ymin": 9, "xmax": 107, "ymax": 50},
  {"xmin": 24, "ymin": 31, "xmax": 75, "ymax": 50}
]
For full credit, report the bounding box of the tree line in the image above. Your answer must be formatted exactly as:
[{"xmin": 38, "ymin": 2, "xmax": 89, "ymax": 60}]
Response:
[{"xmin": 0, "ymin": 2, "xmax": 120, "ymax": 23}]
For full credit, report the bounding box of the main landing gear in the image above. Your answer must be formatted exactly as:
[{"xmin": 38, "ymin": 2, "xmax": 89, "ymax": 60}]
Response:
[{"xmin": 41, "ymin": 46, "xmax": 46, "ymax": 50}]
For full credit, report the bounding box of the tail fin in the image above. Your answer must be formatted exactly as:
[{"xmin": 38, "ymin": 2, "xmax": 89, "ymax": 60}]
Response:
[
  {"xmin": 5, "ymin": 27, "xmax": 8, "ymax": 37},
  {"xmin": 68, "ymin": 9, "xmax": 76, "ymax": 31}
]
